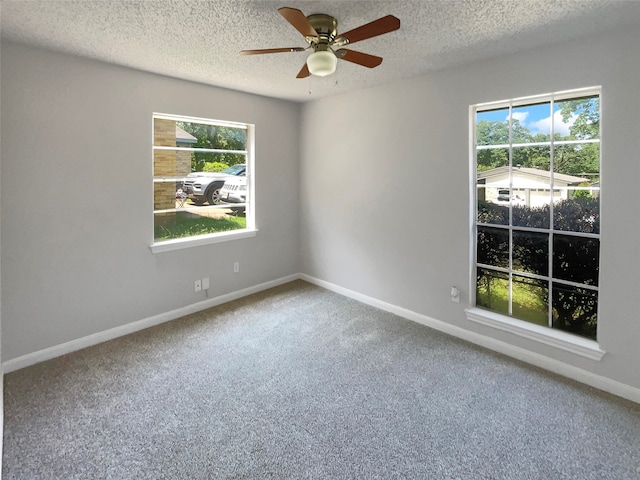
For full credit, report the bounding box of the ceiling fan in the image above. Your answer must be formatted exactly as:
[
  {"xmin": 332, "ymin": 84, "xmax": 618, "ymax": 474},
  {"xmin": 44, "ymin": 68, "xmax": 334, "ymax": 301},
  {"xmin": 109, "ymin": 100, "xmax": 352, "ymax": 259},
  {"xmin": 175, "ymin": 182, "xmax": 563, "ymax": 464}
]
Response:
[{"xmin": 240, "ymin": 7, "xmax": 400, "ymax": 78}]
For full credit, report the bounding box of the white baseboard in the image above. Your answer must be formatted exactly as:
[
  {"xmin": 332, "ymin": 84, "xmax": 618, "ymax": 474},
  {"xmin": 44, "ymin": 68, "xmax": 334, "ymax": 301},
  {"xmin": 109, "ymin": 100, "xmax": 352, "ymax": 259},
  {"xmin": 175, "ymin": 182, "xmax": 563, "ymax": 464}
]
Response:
[
  {"xmin": 2, "ymin": 274, "xmax": 299, "ymax": 374},
  {"xmin": 4, "ymin": 272, "xmax": 639, "ymax": 405},
  {"xmin": 300, "ymin": 274, "xmax": 640, "ymax": 405}
]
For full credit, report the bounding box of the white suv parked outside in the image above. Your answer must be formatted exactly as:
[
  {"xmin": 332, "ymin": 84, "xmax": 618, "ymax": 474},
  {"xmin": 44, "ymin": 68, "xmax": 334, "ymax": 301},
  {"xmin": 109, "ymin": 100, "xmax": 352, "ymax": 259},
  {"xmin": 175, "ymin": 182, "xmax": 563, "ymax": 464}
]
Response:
[
  {"xmin": 182, "ymin": 164, "xmax": 245, "ymax": 205},
  {"xmin": 219, "ymin": 175, "xmax": 247, "ymax": 213}
]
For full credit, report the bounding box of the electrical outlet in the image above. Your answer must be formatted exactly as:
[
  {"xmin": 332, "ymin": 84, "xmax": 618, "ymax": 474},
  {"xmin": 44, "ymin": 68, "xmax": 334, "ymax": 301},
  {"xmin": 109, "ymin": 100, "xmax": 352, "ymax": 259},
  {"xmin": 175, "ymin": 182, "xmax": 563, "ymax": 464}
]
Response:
[
  {"xmin": 451, "ymin": 286, "xmax": 460, "ymax": 303},
  {"xmin": 202, "ymin": 277, "xmax": 210, "ymax": 290},
  {"xmin": 195, "ymin": 280, "xmax": 202, "ymax": 292},
  {"xmin": 233, "ymin": 262, "xmax": 240, "ymax": 273}
]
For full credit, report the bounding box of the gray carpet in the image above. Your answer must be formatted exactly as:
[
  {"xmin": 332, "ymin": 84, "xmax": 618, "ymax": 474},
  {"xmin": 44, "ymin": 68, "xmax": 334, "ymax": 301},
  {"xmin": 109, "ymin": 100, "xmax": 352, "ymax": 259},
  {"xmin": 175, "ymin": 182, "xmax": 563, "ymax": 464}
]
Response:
[{"xmin": 3, "ymin": 280, "xmax": 640, "ymax": 479}]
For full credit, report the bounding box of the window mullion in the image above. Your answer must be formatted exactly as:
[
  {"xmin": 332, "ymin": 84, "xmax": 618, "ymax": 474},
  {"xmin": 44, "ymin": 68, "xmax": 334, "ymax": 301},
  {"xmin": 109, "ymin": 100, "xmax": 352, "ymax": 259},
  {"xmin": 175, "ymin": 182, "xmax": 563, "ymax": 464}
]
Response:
[
  {"xmin": 153, "ymin": 145, "xmax": 248, "ymax": 155},
  {"xmin": 547, "ymin": 99, "xmax": 556, "ymax": 328},
  {"xmin": 508, "ymin": 102, "xmax": 514, "ymax": 317}
]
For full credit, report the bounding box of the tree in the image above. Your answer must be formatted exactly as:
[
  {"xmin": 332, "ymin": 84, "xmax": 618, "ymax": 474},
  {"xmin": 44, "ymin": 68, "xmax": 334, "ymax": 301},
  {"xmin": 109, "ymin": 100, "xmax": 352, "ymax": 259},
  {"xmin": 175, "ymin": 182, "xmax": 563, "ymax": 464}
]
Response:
[
  {"xmin": 555, "ymin": 96, "xmax": 600, "ymax": 181},
  {"xmin": 177, "ymin": 122, "xmax": 246, "ymax": 171},
  {"xmin": 559, "ymin": 96, "xmax": 599, "ymax": 140},
  {"xmin": 476, "ymin": 120, "xmax": 509, "ymax": 171},
  {"xmin": 476, "ymin": 98, "xmax": 600, "ymax": 179}
]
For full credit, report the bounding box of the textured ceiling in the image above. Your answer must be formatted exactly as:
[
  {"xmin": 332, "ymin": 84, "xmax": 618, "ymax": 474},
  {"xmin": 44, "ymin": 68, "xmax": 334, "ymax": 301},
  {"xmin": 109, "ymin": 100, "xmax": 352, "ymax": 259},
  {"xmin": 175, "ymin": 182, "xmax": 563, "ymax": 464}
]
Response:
[{"xmin": 2, "ymin": 0, "xmax": 640, "ymax": 102}]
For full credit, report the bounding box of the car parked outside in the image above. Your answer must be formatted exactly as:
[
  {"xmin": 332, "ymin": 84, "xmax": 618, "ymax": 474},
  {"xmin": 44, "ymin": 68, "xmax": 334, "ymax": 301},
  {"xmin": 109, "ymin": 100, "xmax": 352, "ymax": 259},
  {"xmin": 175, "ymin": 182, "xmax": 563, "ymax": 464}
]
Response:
[
  {"xmin": 495, "ymin": 188, "xmax": 525, "ymax": 205},
  {"xmin": 219, "ymin": 175, "xmax": 247, "ymax": 213},
  {"xmin": 182, "ymin": 164, "xmax": 245, "ymax": 205}
]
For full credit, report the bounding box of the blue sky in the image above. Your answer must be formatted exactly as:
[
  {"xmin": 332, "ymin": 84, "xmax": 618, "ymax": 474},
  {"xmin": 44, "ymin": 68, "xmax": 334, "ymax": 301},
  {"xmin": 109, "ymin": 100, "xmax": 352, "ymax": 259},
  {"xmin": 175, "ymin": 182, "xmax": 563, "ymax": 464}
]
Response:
[{"xmin": 477, "ymin": 102, "xmax": 576, "ymax": 136}]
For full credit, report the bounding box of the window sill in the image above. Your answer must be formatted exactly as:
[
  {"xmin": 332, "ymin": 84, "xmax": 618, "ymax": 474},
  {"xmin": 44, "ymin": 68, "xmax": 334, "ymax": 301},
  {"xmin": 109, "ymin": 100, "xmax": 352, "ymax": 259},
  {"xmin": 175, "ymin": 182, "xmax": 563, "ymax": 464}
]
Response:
[
  {"xmin": 150, "ymin": 228, "xmax": 258, "ymax": 253},
  {"xmin": 465, "ymin": 307, "xmax": 605, "ymax": 361}
]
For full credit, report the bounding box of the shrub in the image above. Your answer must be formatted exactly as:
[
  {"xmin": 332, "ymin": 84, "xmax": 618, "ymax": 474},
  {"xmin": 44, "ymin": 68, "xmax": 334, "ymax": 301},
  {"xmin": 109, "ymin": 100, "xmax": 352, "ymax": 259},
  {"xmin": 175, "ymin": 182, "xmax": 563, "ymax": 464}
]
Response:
[{"xmin": 203, "ymin": 162, "xmax": 229, "ymax": 173}]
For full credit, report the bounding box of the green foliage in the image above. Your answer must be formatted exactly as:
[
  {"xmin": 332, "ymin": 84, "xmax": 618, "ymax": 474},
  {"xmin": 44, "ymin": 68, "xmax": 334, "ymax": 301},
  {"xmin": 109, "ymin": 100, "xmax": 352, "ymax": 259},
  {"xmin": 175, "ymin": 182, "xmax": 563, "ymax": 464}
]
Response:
[
  {"xmin": 552, "ymin": 284, "xmax": 597, "ymax": 340},
  {"xmin": 177, "ymin": 121, "xmax": 246, "ymax": 172},
  {"xmin": 512, "ymin": 203, "xmax": 550, "ymax": 229},
  {"xmin": 477, "ymin": 147, "xmax": 508, "ymax": 171},
  {"xmin": 554, "ymin": 143, "xmax": 599, "ymax": 178},
  {"xmin": 553, "ymin": 197, "xmax": 599, "ymax": 233},
  {"xmin": 559, "ymin": 96, "xmax": 600, "ymax": 140},
  {"xmin": 477, "ymin": 200, "xmax": 508, "ymax": 225},
  {"xmin": 477, "ymin": 197, "xmax": 600, "ymax": 340},
  {"xmin": 476, "ymin": 98, "xmax": 600, "ymax": 179},
  {"xmin": 202, "ymin": 162, "xmax": 229, "ymax": 172},
  {"xmin": 573, "ymin": 189, "xmax": 593, "ymax": 199},
  {"xmin": 476, "ymin": 119, "xmax": 509, "ymax": 145},
  {"xmin": 479, "ymin": 197, "xmax": 599, "ymax": 234}
]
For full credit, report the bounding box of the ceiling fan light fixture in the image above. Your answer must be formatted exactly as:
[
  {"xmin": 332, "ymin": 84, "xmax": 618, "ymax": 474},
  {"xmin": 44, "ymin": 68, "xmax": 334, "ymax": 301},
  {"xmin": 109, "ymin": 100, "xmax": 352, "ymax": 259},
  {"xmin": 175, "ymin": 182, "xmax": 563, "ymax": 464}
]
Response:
[{"xmin": 306, "ymin": 50, "xmax": 337, "ymax": 77}]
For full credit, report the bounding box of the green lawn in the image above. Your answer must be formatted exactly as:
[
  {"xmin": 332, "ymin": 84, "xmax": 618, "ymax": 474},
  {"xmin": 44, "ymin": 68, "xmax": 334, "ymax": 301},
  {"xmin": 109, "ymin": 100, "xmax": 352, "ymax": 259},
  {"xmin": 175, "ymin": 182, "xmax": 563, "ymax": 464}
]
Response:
[
  {"xmin": 154, "ymin": 212, "xmax": 246, "ymax": 241},
  {"xmin": 477, "ymin": 277, "xmax": 548, "ymax": 326}
]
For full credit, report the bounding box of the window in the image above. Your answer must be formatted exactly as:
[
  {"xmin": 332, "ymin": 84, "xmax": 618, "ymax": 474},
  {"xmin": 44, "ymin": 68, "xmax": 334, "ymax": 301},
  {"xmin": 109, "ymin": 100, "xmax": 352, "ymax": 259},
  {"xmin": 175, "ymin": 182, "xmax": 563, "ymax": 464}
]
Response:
[
  {"xmin": 152, "ymin": 113, "xmax": 255, "ymax": 249},
  {"xmin": 472, "ymin": 88, "xmax": 600, "ymax": 341}
]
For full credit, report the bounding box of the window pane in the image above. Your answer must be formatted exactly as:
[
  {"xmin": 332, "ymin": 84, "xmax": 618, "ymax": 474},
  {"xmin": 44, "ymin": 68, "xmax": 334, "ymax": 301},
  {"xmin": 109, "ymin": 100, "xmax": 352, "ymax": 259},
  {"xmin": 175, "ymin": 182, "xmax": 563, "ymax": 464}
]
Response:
[
  {"xmin": 511, "ymin": 149, "xmax": 552, "ymax": 228},
  {"xmin": 192, "ymin": 152, "xmax": 246, "ymax": 173},
  {"xmin": 552, "ymin": 283, "xmax": 597, "ymax": 340},
  {"xmin": 512, "ymin": 275, "xmax": 548, "ymax": 326},
  {"xmin": 477, "ymin": 187, "xmax": 509, "ymax": 225},
  {"xmin": 154, "ymin": 181, "xmax": 180, "ymax": 211},
  {"xmin": 553, "ymin": 235, "xmax": 599, "ymax": 286},
  {"xmin": 477, "ymin": 109, "xmax": 509, "ymax": 145},
  {"xmin": 154, "ymin": 210, "xmax": 246, "ymax": 242},
  {"xmin": 513, "ymin": 231, "xmax": 548, "ymax": 276},
  {"xmin": 554, "ymin": 144, "xmax": 599, "ymax": 177},
  {"xmin": 155, "ymin": 118, "xmax": 246, "ymax": 174},
  {"xmin": 554, "ymin": 96, "xmax": 599, "ymax": 141},
  {"xmin": 484, "ymin": 182, "xmax": 511, "ymax": 204},
  {"xmin": 513, "ymin": 201, "xmax": 550, "ymax": 229},
  {"xmin": 476, "ymin": 268, "xmax": 509, "ymax": 315},
  {"xmin": 477, "ymin": 147, "xmax": 509, "ymax": 172},
  {"xmin": 154, "ymin": 149, "xmax": 192, "ymax": 178},
  {"xmin": 553, "ymin": 195, "xmax": 599, "ymax": 234},
  {"xmin": 476, "ymin": 155, "xmax": 510, "ymax": 226},
  {"xmin": 154, "ymin": 118, "xmax": 178, "ymax": 147},
  {"xmin": 477, "ymin": 227, "xmax": 509, "ymax": 268},
  {"xmin": 175, "ymin": 121, "xmax": 246, "ymax": 150},
  {"xmin": 512, "ymin": 145, "xmax": 550, "ymax": 171},
  {"xmin": 512, "ymin": 102, "xmax": 551, "ymax": 142}
]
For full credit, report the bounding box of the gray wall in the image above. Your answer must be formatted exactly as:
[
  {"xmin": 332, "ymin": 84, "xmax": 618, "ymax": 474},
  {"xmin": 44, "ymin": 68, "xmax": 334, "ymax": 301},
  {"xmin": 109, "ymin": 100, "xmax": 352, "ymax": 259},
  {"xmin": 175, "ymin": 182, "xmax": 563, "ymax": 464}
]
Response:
[
  {"xmin": 299, "ymin": 27, "xmax": 640, "ymax": 390},
  {"xmin": 2, "ymin": 26, "xmax": 640, "ymax": 394},
  {"xmin": 1, "ymin": 42, "xmax": 300, "ymax": 361}
]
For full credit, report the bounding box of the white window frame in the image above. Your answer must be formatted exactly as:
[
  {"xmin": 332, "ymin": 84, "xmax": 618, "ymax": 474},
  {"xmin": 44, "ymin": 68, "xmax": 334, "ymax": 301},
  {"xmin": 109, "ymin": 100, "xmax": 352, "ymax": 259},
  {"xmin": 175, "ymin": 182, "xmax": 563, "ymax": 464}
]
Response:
[
  {"xmin": 150, "ymin": 113, "xmax": 257, "ymax": 253},
  {"xmin": 465, "ymin": 87, "xmax": 605, "ymax": 360}
]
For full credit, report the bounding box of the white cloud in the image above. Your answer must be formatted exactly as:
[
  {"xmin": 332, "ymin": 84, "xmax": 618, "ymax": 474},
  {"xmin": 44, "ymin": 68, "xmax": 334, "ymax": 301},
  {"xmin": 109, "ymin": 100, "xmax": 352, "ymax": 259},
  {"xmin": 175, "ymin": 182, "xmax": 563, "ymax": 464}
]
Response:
[
  {"xmin": 529, "ymin": 110, "xmax": 577, "ymax": 136},
  {"xmin": 511, "ymin": 111, "xmax": 529, "ymax": 124}
]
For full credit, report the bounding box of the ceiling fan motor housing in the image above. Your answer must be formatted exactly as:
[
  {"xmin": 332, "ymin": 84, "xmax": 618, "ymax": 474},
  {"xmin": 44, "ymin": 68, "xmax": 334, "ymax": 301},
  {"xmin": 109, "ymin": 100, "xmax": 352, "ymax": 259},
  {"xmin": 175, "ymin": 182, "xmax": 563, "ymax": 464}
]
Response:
[
  {"xmin": 306, "ymin": 13, "xmax": 339, "ymax": 76},
  {"xmin": 307, "ymin": 14, "xmax": 338, "ymax": 44}
]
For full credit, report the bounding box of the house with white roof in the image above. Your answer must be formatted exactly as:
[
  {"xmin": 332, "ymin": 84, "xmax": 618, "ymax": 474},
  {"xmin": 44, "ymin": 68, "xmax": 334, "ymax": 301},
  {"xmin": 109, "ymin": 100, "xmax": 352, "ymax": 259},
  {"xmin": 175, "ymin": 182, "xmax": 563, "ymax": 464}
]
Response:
[{"xmin": 477, "ymin": 165, "xmax": 591, "ymax": 207}]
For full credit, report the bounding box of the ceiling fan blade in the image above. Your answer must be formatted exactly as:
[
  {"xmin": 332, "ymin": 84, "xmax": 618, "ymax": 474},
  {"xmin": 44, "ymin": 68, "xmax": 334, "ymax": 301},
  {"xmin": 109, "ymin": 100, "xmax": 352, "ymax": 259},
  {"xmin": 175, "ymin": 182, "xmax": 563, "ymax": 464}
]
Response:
[
  {"xmin": 278, "ymin": 7, "xmax": 318, "ymax": 38},
  {"xmin": 296, "ymin": 63, "xmax": 311, "ymax": 79},
  {"xmin": 337, "ymin": 15, "xmax": 400, "ymax": 45},
  {"xmin": 240, "ymin": 47, "xmax": 306, "ymax": 55},
  {"xmin": 335, "ymin": 49, "xmax": 383, "ymax": 68}
]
